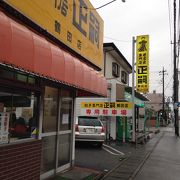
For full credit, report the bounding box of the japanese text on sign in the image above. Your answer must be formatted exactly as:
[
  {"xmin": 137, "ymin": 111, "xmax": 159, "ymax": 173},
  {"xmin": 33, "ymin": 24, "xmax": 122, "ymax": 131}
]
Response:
[
  {"xmin": 136, "ymin": 35, "xmax": 149, "ymax": 93},
  {"xmin": 4, "ymin": 0, "xmax": 104, "ymax": 69},
  {"xmin": 80, "ymin": 102, "xmax": 132, "ymax": 117}
]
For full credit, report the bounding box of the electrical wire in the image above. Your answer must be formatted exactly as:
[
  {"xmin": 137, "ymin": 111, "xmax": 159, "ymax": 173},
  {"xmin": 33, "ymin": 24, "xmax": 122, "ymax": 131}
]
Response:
[
  {"xmin": 104, "ymin": 36, "xmax": 131, "ymax": 43},
  {"xmin": 95, "ymin": 0, "xmax": 118, "ymax": 10},
  {"xmin": 176, "ymin": 0, "xmax": 180, "ymax": 67},
  {"xmin": 168, "ymin": 0, "xmax": 174, "ymax": 81},
  {"xmin": 164, "ymin": 75, "xmax": 173, "ymax": 92},
  {"xmin": 80, "ymin": 0, "xmax": 122, "ymax": 10},
  {"xmin": 168, "ymin": 0, "xmax": 173, "ymax": 43}
]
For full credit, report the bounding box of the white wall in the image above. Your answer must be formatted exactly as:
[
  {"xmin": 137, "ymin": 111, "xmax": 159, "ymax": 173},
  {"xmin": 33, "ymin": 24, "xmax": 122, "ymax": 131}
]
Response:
[{"xmin": 104, "ymin": 50, "xmax": 131, "ymax": 140}]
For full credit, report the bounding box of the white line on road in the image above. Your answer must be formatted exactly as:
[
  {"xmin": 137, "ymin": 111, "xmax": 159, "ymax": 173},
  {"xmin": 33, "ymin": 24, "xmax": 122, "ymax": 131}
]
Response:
[
  {"xmin": 102, "ymin": 147, "xmax": 121, "ymax": 156},
  {"xmin": 103, "ymin": 144, "xmax": 125, "ymax": 155}
]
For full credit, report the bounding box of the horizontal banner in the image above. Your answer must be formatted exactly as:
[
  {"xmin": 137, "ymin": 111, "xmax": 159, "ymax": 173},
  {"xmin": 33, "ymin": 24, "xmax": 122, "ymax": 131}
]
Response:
[
  {"xmin": 81, "ymin": 102, "xmax": 132, "ymax": 109},
  {"xmin": 80, "ymin": 102, "xmax": 132, "ymax": 117}
]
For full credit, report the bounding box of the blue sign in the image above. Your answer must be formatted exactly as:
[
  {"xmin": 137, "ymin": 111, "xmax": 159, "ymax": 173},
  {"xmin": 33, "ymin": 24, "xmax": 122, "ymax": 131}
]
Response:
[
  {"xmin": 177, "ymin": 102, "xmax": 180, "ymax": 107},
  {"xmin": 174, "ymin": 102, "xmax": 180, "ymax": 108}
]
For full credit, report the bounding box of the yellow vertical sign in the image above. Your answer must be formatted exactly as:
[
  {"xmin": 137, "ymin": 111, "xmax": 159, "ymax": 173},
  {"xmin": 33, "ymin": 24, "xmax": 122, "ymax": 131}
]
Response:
[{"xmin": 136, "ymin": 35, "xmax": 149, "ymax": 93}]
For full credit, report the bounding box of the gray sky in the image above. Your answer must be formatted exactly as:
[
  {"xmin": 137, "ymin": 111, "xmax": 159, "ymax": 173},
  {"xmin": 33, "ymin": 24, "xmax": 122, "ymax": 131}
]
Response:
[{"xmin": 91, "ymin": 0, "xmax": 179, "ymax": 99}]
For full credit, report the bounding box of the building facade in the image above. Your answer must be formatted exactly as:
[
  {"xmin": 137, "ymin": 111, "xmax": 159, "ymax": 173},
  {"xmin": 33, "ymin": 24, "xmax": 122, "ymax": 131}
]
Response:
[
  {"xmin": 103, "ymin": 43, "xmax": 132, "ymax": 140},
  {"xmin": 0, "ymin": 1, "xmax": 107, "ymax": 179}
]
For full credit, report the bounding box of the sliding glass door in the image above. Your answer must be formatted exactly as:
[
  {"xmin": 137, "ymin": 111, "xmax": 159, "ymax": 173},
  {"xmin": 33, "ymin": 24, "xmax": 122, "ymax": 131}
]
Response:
[{"xmin": 41, "ymin": 87, "xmax": 74, "ymax": 178}]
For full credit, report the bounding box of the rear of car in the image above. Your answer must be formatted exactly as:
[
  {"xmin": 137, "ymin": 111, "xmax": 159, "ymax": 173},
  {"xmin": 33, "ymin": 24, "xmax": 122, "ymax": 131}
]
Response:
[{"xmin": 75, "ymin": 116, "xmax": 105, "ymax": 147}]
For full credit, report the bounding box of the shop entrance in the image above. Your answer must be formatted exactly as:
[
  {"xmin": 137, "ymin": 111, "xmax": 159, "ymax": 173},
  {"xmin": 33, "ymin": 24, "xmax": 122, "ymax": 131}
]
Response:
[{"xmin": 41, "ymin": 87, "xmax": 74, "ymax": 179}]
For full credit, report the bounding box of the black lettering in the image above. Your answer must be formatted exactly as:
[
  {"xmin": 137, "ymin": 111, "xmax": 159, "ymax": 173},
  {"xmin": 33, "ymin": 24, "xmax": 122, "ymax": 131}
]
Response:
[
  {"xmin": 89, "ymin": 11, "xmax": 100, "ymax": 48},
  {"xmin": 55, "ymin": 20, "xmax": 61, "ymax": 34},
  {"xmin": 55, "ymin": 0, "xmax": 62, "ymax": 10},
  {"xmin": 77, "ymin": 40, "xmax": 82, "ymax": 50},
  {"xmin": 73, "ymin": 0, "xmax": 87, "ymax": 37},
  {"xmin": 67, "ymin": 31, "xmax": 72, "ymax": 43},
  {"xmin": 137, "ymin": 66, "xmax": 147, "ymax": 74},
  {"xmin": 55, "ymin": 0, "xmax": 68, "ymax": 17},
  {"xmin": 61, "ymin": 0, "xmax": 68, "ymax": 16}
]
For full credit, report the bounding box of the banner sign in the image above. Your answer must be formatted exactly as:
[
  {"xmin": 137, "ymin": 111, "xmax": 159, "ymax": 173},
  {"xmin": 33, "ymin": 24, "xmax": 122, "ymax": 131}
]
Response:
[
  {"xmin": 136, "ymin": 35, "xmax": 149, "ymax": 93},
  {"xmin": 0, "ymin": 112, "xmax": 9, "ymax": 144},
  {"xmin": 4, "ymin": 0, "xmax": 104, "ymax": 69},
  {"xmin": 80, "ymin": 102, "xmax": 132, "ymax": 117}
]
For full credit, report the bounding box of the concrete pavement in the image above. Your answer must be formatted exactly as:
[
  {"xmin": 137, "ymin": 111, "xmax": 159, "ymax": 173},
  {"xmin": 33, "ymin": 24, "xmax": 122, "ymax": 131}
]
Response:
[
  {"xmin": 103, "ymin": 126, "xmax": 180, "ymax": 180},
  {"xmin": 134, "ymin": 127, "xmax": 180, "ymax": 180}
]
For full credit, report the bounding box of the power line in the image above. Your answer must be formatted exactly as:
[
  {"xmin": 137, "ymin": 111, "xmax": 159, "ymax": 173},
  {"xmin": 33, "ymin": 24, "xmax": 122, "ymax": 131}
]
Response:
[
  {"xmin": 104, "ymin": 36, "xmax": 131, "ymax": 43},
  {"xmin": 95, "ymin": 0, "xmax": 117, "ymax": 10},
  {"xmin": 80, "ymin": 0, "xmax": 125, "ymax": 10},
  {"xmin": 164, "ymin": 75, "xmax": 173, "ymax": 92},
  {"xmin": 168, "ymin": 0, "xmax": 173, "ymax": 43}
]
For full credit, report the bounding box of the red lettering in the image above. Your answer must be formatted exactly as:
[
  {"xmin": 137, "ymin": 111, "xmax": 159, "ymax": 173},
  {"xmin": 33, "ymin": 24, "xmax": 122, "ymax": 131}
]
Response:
[{"xmin": 86, "ymin": 109, "xmax": 91, "ymax": 115}]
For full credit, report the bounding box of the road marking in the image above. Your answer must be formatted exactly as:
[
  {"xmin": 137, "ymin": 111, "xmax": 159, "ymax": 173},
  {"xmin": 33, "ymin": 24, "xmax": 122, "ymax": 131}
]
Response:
[
  {"xmin": 103, "ymin": 144, "xmax": 125, "ymax": 155},
  {"xmin": 102, "ymin": 147, "xmax": 121, "ymax": 156}
]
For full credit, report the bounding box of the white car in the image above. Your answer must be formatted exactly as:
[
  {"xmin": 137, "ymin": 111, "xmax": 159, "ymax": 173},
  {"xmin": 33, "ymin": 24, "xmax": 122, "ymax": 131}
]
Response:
[{"xmin": 75, "ymin": 116, "xmax": 105, "ymax": 147}]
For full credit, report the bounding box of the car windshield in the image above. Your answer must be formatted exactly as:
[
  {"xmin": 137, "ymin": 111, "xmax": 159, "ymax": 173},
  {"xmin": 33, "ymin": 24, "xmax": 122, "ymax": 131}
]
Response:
[{"xmin": 78, "ymin": 117, "xmax": 101, "ymax": 126}]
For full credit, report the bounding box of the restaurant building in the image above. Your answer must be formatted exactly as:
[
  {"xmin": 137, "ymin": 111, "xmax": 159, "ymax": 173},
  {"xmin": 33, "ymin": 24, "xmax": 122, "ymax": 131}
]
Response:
[{"xmin": 0, "ymin": 0, "xmax": 107, "ymax": 179}]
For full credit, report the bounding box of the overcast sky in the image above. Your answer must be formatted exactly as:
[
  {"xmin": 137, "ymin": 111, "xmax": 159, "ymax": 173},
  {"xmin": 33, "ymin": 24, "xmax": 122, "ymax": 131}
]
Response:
[{"xmin": 91, "ymin": 0, "xmax": 179, "ymax": 99}]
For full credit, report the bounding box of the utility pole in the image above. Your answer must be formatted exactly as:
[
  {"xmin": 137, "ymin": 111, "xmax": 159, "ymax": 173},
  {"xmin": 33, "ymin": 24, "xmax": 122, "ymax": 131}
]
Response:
[
  {"xmin": 173, "ymin": 0, "xmax": 179, "ymax": 136},
  {"xmin": 159, "ymin": 67, "xmax": 167, "ymax": 125},
  {"xmin": 132, "ymin": 36, "xmax": 136, "ymax": 143}
]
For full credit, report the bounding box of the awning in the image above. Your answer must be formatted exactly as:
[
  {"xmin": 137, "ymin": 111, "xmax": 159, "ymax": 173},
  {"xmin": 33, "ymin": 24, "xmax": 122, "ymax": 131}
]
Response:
[{"xmin": 0, "ymin": 11, "xmax": 107, "ymax": 96}]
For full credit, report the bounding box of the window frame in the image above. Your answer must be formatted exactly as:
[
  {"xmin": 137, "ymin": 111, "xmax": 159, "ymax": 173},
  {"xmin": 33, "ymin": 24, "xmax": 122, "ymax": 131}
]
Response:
[
  {"xmin": 121, "ymin": 70, "xmax": 127, "ymax": 84},
  {"xmin": 112, "ymin": 62, "xmax": 120, "ymax": 77}
]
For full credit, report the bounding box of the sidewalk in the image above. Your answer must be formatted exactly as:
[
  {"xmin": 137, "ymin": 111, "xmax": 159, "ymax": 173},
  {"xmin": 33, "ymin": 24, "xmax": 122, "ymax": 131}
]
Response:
[{"xmin": 103, "ymin": 126, "xmax": 180, "ymax": 180}]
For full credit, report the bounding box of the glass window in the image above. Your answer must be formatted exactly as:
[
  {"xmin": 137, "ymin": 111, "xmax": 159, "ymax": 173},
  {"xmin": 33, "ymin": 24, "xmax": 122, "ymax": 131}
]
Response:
[
  {"xmin": 41, "ymin": 136, "xmax": 56, "ymax": 173},
  {"xmin": 16, "ymin": 73, "xmax": 28, "ymax": 83},
  {"xmin": 0, "ymin": 87, "xmax": 39, "ymax": 143},
  {"xmin": 112, "ymin": 62, "xmax": 120, "ymax": 77},
  {"xmin": 121, "ymin": 71, "xmax": 127, "ymax": 84},
  {"xmin": 78, "ymin": 117, "xmax": 101, "ymax": 126},
  {"xmin": 28, "ymin": 76, "xmax": 36, "ymax": 84},
  {"xmin": 43, "ymin": 87, "xmax": 58, "ymax": 133},
  {"xmin": 58, "ymin": 134, "xmax": 71, "ymax": 167},
  {"xmin": 59, "ymin": 90, "xmax": 73, "ymax": 131},
  {"xmin": 0, "ymin": 66, "xmax": 37, "ymax": 85},
  {"xmin": 0, "ymin": 68, "xmax": 14, "ymax": 79}
]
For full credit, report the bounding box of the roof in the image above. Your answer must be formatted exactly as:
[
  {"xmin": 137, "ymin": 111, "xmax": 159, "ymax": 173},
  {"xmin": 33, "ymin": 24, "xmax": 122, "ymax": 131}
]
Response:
[
  {"xmin": 103, "ymin": 42, "xmax": 132, "ymax": 73},
  {"xmin": 125, "ymin": 87, "xmax": 149, "ymax": 101}
]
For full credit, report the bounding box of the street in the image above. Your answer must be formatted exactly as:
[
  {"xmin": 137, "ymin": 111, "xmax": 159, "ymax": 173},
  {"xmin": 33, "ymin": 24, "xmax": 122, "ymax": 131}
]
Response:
[
  {"xmin": 75, "ymin": 142, "xmax": 124, "ymax": 172},
  {"xmin": 75, "ymin": 140, "xmax": 144, "ymax": 174},
  {"xmin": 73, "ymin": 126, "xmax": 179, "ymax": 180}
]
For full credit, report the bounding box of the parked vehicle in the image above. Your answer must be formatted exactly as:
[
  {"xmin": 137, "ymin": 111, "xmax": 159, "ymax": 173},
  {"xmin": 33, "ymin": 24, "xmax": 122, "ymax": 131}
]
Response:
[{"xmin": 75, "ymin": 116, "xmax": 105, "ymax": 147}]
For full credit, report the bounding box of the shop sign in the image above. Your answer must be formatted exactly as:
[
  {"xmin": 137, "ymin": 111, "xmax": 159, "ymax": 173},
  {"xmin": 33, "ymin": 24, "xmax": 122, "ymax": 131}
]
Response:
[
  {"xmin": 4, "ymin": 0, "xmax": 104, "ymax": 69},
  {"xmin": 80, "ymin": 102, "xmax": 132, "ymax": 117},
  {"xmin": 0, "ymin": 112, "xmax": 9, "ymax": 144},
  {"xmin": 136, "ymin": 35, "xmax": 149, "ymax": 93}
]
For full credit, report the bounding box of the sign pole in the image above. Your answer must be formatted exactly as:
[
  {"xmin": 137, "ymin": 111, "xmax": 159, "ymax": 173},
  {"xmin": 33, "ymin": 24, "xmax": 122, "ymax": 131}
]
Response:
[
  {"xmin": 132, "ymin": 37, "xmax": 136, "ymax": 143},
  {"xmin": 123, "ymin": 117, "xmax": 126, "ymax": 143}
]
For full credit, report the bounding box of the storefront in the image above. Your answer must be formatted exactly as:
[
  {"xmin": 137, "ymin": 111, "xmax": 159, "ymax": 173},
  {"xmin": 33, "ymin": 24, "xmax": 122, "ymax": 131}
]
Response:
[{"xmin": 0, "ymin": 1, "xmax": 107, "ymax": 179}]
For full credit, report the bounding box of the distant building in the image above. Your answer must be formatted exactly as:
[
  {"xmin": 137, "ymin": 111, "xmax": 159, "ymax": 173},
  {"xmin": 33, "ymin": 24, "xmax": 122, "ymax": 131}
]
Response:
[
  {"xmin": 145, "ymin": 90, "xmax": 170, "ymax": 126},
  {"xmin": 145, "ymin": 90, "xmax": 163, "ymax": 113}
]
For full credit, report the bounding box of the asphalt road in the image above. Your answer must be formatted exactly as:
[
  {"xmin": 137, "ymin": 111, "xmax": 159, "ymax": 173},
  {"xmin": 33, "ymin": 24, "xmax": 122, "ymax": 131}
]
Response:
[{"xmin": 75, "ymin": 141, "xmax": 136, "ymax": 172}]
